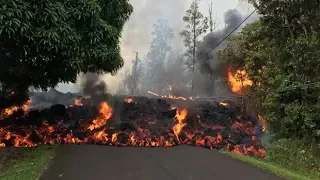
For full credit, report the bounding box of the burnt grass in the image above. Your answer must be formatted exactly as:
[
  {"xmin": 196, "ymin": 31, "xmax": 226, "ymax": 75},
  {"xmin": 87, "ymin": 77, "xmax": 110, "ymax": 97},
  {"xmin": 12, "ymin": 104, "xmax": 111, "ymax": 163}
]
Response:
[{"xmin": 0, "ymin": 95, "xmax": 265, "ymax": 154}]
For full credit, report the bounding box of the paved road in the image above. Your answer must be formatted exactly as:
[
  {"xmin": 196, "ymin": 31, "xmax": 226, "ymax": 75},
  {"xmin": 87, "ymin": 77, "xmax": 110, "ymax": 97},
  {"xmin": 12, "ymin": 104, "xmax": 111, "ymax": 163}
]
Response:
[{"xmin": 40, "ymin": 145, "xmax": 284, "ymax": 180}]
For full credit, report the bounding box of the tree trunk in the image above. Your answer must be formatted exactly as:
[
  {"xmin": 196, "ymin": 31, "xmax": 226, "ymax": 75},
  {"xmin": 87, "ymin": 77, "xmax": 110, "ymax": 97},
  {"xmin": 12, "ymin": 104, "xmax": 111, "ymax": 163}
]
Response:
[{"xmin": 192, "ymin": 11, "xmax": 196, "ymax": 97}]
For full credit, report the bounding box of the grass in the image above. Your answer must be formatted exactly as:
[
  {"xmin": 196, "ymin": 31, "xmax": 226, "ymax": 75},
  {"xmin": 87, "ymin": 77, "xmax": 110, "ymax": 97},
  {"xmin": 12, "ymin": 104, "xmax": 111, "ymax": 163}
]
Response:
[
  {"xmin": 225, "ymin": 152, "xmax": 318, "ymax": 180},
  {"xmin": 0, "ymin": 145, "xmax": 56, "ymax": 180}
]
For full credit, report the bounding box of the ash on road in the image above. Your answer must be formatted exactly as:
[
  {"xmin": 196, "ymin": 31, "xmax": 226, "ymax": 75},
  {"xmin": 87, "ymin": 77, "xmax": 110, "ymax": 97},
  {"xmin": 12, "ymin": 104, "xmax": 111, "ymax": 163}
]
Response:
[{"xmin": 41, "ymin": 145, "xmax": 283, "ymax": 180}]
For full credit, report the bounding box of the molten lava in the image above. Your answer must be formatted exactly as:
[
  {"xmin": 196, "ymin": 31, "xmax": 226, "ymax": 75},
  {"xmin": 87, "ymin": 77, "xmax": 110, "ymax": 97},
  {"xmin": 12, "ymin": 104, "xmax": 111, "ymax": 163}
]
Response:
[
  {"xmin": 0, "ymin": 96, "xmax": 267, "ymax": 158},
  {"xmin": 227, "ymin": 67, "xmax": 253, "ymax": 95},
  {"xmin": 0, "ymin": 100, "xmax": 32, "ymax": 120},
  {"xmin": 148, "ymin": 91, "xmax": 194, "ymax": 101}
]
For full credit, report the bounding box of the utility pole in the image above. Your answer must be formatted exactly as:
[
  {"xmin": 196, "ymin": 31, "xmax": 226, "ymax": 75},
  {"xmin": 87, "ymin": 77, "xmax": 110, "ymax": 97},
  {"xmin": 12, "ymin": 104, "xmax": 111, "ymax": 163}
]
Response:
[{"xmin": 131, "ymin": 52, "xmax": 139, "ymax": 95}]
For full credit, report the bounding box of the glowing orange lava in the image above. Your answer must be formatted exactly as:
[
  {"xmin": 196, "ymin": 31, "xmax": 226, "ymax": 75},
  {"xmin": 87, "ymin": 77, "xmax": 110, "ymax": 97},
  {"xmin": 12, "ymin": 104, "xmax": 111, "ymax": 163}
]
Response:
[
  {"xmin": 1, "ymin": 100, "xmax": 32, "ymax": 120},
  {"xmin": 148, "ymin": 91, "xmax": 194, "ymax": 101}
]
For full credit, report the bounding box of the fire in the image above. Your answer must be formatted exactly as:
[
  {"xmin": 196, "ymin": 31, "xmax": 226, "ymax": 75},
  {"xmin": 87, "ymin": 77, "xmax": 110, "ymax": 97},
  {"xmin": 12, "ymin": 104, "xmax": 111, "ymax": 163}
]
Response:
[
  {"xmin": 74, "ymin": 99, "xmax": 83, "ymax": 106},
  {"xmin": 148, "ymin": 91, "xmax": 194, "ymax": 101},
  {"xmin": 227, "ymin": 67, "xmax": 253, "ymax": 94},
  {"xmin": 0, "ymin": 100, "xmax": 32, "ymax": 120},
  {"xmin": 2, "ymin": 106, "xmax": 19, "ymax": 117},
  {"xmin": 0, "ymin": 95, "xmax": 267, "ymax": 158},
  {"xmin": 219, "ymin": 102, "xmax": 228, "ymax": 107},
  {"xmin": 258, "ymin": 115, "xmax": 268, "ymax": 133},
  {"xmin": 173, "ymin": 109, "xmax": 188, "ymax": 139},
  {"xmin": 124, "ymin": 98, "xmax": 134, "ymax": 103},
  {"xmin": 229, "ymin": 144, "xmax": 266, "ymax": 158},
  {"xmin": 88, "ymin": 102, "xmax": 113, "ymax": 131}
]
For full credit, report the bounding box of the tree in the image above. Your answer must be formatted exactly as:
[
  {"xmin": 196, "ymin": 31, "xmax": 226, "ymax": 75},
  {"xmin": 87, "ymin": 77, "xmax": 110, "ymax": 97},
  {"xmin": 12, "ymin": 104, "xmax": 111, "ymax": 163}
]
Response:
[
  {"xmin": 121, "ymin": 53, "xmax": 143, "ymax": 95},
  {"xmin": 180, "ymin": 0, "xmax": 208, "ymax": 95},
  {"xmin": 143, "ymin": 19, "xmax": 174, "ymax": 94},
  {"xmin": 208, "ymin": 0, "xmax": 219, "ymax": 33},
  {"xmin": 218, "ymin": 1, "xmax": 320, "ymax": 142},
  {"xmin": 0, "ymin": 0, "xmax": 133, "ymax": 109}
]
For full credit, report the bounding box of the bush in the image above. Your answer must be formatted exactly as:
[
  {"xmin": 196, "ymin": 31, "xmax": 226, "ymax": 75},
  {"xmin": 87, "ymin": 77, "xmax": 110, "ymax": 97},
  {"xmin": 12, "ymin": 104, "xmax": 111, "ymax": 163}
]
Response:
[{"xmin": 266, "ymin": 138, "xmax": 320, "ymax": 177}]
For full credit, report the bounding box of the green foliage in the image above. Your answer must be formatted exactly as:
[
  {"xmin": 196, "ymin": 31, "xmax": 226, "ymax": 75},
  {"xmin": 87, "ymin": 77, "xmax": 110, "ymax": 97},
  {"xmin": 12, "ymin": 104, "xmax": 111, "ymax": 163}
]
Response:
[
  {"xmin": 266, "ymin": 139, "xmax": 320, "ymax": 178},
  {"xmin": 217, "ymin": 0, "xmax": 320, "ymax": 143},
  {"xmin": 0, "ymin": 0, "xmax": 133, "ymax": 109}
]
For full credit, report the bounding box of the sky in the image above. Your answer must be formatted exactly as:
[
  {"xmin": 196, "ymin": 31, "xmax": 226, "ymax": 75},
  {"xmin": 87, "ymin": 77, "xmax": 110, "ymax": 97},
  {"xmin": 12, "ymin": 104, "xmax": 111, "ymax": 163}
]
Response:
[{"xmin": 55, "ymin": 0, "xmax": 254, "ymax": 94}]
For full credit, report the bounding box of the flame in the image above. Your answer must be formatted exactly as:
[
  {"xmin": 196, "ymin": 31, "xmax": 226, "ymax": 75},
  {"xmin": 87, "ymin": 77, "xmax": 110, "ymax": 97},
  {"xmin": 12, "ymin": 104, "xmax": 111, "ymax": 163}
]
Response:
[
  {"xmin": 88, "ymin": 102, "xmax": 113, "ymax": 131},
  {"xmin": 74, "ymin": 99, "xmax": 83, "ymax": 106},
  {"xmin": 219, "ymin": 102, "xmax": 228, "ymax": 107},
  {"xmin": 227, "ymin": 67, "xmax": 253, "ymax": 95},
  {"xmin": 1, "ymin": 100, "xmax": 32, "ymax": 120},
  {"xmin": 124, "ymin": 98, "xmax": 134, "ymax": 103},
  {"xmin": 148, "ymin": 91, "xmax": 194, "ymax": 101},
  {"xmin": 0, "ymin": 96, "xmax": 267, "ymax": 158},
  {"xmin": 173, "ymin": 109, "xmax": 188, "ymax": 139},
  {"xmin": 258, "ymin": 115, "xmax": 268, "ymax": 133},
  {"xmin": 93, "ymin": 129, "xmax": 108, "ymax": 144}
]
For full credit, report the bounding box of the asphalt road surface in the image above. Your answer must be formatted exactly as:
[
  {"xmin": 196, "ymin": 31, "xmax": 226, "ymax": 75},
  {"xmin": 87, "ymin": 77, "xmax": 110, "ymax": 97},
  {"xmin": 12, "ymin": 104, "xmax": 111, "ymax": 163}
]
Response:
[{"xmin": 40, "ymin": 145, "xmax": 284, "ymax": 180}]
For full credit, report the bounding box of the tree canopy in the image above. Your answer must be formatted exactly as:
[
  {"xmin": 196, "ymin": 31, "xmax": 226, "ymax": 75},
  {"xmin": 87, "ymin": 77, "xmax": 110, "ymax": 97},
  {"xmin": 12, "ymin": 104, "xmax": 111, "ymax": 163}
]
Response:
[
  {"xmin": 218, "ymin": 0, "xmax": 320, "ymax": 142},
  {"xmin": 0, "ymin": 0, "xmax": 133, "ymax": 109}
]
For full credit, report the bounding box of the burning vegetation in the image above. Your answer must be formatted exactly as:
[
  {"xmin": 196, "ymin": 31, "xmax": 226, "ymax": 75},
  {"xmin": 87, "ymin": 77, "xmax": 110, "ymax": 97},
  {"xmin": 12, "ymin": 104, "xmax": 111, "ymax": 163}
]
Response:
[
  {"xmin": 0, "ymin": 93, "xmax": 267, "ymax": 158},
  {"xmin": 227, "ymin": 67, "xmax": 253, "ymax": 95}
]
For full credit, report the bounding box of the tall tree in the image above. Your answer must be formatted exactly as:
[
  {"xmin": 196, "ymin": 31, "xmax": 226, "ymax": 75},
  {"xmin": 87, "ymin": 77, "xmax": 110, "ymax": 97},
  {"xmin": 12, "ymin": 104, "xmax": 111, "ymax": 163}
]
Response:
[
  {"xmin": 0, "ymin": 0, "xmax": 133, "ymax": 109},
  {"xmin": 143, "ymin": 19, "xmax": 174, "ymax": 94},
  {"xmin": 218, "ymin": 0, "xmax": 320, "ymax": 142},
  {"xmin": 122, "ymin": 53, "xmax": 143, "ymax": 95},
  {"xmin": 208, "ymin": 0, "xmax": 219, "ymax": 33},
  {"xmin": 180, "ymin": 0, "xmax": 208, "ymax": 95}
]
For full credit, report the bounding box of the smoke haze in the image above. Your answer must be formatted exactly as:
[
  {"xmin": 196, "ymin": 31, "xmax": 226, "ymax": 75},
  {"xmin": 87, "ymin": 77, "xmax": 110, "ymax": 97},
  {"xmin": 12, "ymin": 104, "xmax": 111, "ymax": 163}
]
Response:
[{"xmin": 55, "ymin": 0, "xmax": 257, "ymax": 96}]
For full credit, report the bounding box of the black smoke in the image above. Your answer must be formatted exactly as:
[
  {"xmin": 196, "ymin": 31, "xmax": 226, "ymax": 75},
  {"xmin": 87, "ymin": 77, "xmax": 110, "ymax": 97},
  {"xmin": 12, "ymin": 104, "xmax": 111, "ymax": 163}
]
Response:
[
  {"xmin": 197, "ymin": 9, "xmax": 243, "ymax": 76},
  {"xmin": 80, "ymin": 73, "xmax": 110, "ymax": 104},
  {"xmin": 193, "ymin": 9, "xmax": 253, "ymax": 97}
]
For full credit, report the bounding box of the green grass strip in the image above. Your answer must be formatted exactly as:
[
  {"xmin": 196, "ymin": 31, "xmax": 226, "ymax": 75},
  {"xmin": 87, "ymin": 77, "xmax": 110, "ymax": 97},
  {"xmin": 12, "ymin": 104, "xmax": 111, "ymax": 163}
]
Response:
[
  {"xmin": 225, "ymin": 152, "xmax": 317, "ymax": 180},
  {"xmin": 0, "ymin": 145, "xmax": 56, "ymax": 180}
]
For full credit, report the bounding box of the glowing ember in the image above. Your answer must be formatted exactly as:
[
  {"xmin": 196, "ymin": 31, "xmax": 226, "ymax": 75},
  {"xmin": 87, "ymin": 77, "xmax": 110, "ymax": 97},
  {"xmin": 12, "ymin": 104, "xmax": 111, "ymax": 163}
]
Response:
[
  {"xmin": 124, "ymin": 98, "xmax": 134, "ymax": 103},
  {"xmin": 74, "ymin": 99, "xmax": 83, "ymax": 106},
  {"xmin": 258, "ymin": 115, "xmax": 268, "ymax": 133},
  {"xmin": 148, "ymin": 91, "xmax": 194, "ymax": 101},
  {"xmin": 219, "ymin": 102, "xmax": 228, "ymax": 107},
  {"xmin": 227, "ymin": 67, "xmax": 253, "ymax": 95},
  {"xmin": 88, "ymin": 102, "xmax": 113, "ymax": 131},
  {"xmin": 1, "ymin": 100, "xmax": 32, "ymax": 120}
]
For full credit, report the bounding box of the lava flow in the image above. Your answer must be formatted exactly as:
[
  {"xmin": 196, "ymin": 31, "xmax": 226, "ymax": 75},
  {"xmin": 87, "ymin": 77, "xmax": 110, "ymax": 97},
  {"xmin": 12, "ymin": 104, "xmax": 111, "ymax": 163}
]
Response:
[{"xmin": 0, "ymin": 95, "xmax": 267, "ymax": 158}]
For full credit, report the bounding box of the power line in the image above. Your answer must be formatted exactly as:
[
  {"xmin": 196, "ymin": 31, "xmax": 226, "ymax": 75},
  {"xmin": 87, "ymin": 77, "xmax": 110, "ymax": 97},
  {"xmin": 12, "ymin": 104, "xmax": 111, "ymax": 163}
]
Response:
[
  {"xmin": 183, "ymin": 7, "xmax": 257, "ymax": 72},
  {"xmin": 224, "ymin": 0, "xmax": 246, "ymax": 20},
  {"xmin": 183, "ymin": 0, "xmax": 246, "ymax": 70}
]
